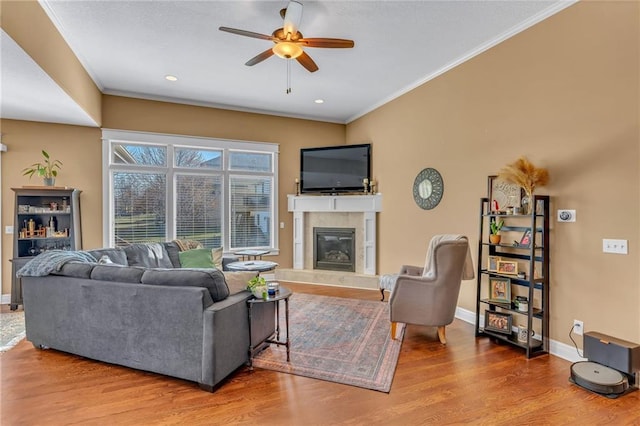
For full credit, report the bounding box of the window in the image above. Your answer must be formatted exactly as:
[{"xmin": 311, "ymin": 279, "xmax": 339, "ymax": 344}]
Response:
[{"xmin": 102, "ymin": 130, "xmax": 279, "ymax": 253}]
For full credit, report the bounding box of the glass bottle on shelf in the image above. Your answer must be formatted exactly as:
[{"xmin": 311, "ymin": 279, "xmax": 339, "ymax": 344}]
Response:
[{"xmin": 28, "ymin": 241, "xmax": 37, "ymax": 256}]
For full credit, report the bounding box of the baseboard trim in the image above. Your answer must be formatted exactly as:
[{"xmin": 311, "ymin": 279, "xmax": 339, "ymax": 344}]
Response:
[{"xmin": 455, "ymin": 306, "xmax": 586, "ymax": 364}]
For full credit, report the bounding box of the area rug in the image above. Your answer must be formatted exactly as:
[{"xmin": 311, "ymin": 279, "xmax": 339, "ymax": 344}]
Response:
[
  {"xmin": 252, "ymin": 293, "xmax": 405, "ymax": 392},
  {"xmin": 1, "ymin": 310, "xmax": 25, "ymax": 353}
]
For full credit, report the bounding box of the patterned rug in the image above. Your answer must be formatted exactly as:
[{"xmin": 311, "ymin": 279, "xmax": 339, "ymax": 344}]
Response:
[
  {"xmin": 252, "ymin": 293, "xmax": 405, "ymax": 392},
  {"xmin": 1, "ymin": 310, "xmax": 25, "ymax": 353}
]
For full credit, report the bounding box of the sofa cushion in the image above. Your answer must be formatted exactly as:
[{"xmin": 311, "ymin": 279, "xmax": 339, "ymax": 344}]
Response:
[
  {"xmin": 173, "ymin": 239, "xmax": 203, "ymax": 252},
  {"xmin": 51, "ymin": 262, "xmax": 96, "ymax": 279},
  {"xmin": 87, "ymin": 248, "xmax": 128, "ymax": 266},
  {"xmin": 141, "ymin": 268, "xmax": 229, "ymax": 302},
  {"xmin": 124, "ymin": 243, "xmax": 173, "ymax": 268},
  {"xmin": 162, "ymin": 241, "xmax": 182, "ymax": 268},
  {"xmin": 223, "ymin": 271, "xmax": 257, "ymax": 295},
  {"xmin": 178, "ymin": 248, "xmax": 223, "ymax": 269},
  {"xmin": 91, "ymin": 264, "xmax": 146, "ymax": 283}
]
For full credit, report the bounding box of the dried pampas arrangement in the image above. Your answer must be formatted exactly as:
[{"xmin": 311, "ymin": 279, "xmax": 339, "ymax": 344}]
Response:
[{"xmin": 498, "ymin": 157, "xmax": 549, "ymax": 213}]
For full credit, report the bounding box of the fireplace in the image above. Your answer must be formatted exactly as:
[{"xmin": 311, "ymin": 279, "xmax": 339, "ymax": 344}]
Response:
[{"xmin": 313, "ymin": 227, "xmax": 356, "ymax": 272}]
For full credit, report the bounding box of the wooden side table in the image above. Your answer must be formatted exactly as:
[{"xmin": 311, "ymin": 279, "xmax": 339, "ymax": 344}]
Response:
[{"xmin": 247, "ymin": 286, "xmax": 292, "ymax": 368}]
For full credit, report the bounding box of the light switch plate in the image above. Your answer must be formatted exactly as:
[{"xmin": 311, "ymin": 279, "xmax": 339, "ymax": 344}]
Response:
[
  {"xmin": 603, "ymin": 239, "xmax": 628, "ymax": 254},
  {"xmin": 5, "ymin": 225, "xmax": 13, "ymax": 234}
]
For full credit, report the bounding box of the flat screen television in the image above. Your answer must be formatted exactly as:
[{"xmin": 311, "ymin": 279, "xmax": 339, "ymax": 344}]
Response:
[{"xmin": 300, "ymin": 143, "xmax": 371, "ymax": 194}]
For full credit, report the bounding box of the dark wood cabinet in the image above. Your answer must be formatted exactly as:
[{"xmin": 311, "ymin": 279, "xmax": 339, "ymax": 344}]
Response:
[
  {"xmin": 10, "ymin": 187, "xmax": 82, "ymax": 310},
  {"xmin": 474, "ymin": 195, "xmax": 550, "ymax": 358}
]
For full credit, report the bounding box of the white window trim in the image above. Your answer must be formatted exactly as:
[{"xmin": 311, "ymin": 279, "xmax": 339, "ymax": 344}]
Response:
[{"xmin": 101, "ymin": 129, "xmax": 279, "ymax": 254}]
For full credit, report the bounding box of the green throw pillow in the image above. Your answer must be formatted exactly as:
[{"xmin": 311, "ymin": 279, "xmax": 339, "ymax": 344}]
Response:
[{"xmin": 179, "ymin": 248, "xmax": 223, "ymax": 269}]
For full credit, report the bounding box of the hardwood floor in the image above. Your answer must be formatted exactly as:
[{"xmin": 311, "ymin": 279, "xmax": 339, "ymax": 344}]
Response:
[{"xmin": 2, "ymin": 283, "xmax": 638, "ymax": 425}]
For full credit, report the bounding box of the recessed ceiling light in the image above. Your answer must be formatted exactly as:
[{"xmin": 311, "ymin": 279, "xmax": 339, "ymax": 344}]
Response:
[
  {"xmin": 165, "ymin": 75, "xmax": 178, "ymax": 82},
  {"xmin": 314, "ymin": 99, "xmax": 324, "ymax": 104}
]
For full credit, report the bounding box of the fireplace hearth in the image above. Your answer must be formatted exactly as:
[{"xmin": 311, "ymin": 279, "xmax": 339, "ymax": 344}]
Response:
[{"xmin": 313, "ymin": 227, "xmax": 355, "ymax": 272}]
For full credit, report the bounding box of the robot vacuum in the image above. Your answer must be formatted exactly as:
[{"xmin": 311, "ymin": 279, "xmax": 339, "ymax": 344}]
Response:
[{"xmin": 570, "ymin": 361, "xmax": 629, "ymax": 398}]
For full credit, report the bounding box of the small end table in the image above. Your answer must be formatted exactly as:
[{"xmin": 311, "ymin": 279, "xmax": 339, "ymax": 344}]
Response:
[{"xmin": 247, "ymin": 286, "xmax": 292, "ymax": 369}]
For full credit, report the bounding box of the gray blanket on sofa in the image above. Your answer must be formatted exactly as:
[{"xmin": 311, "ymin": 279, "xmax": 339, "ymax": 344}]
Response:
[{"xmin": 17, "ymin": 250, "xmax": 97, "ymax": 277}]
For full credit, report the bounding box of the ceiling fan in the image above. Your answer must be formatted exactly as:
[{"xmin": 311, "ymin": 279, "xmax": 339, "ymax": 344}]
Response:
[{"xmin": 219, "ymin": 1, "xmax": 354, "ymax": 73}]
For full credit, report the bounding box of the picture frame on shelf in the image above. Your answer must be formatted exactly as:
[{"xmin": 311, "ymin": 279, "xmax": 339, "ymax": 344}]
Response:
[
  {"xmin": 518, "ymin": 229, "xmax": 532, "ymax": 248},
  {"xmin": 497, "ymin": 260, "xmax": 518, "ymax": 275},
  {"xmin": 487, "ymin": 175, "xmax": 523, "ymax": 214},
  {"xmin": 487, "ymin": 255, "xmax": 501, "ymax": 272},
  {"xmin": 484, "ymin": 311, "xmax": 513, "ymax": 335},
  {"xmin": 488, "ymin": 277, "xmax": 511, "ymax": 303}
]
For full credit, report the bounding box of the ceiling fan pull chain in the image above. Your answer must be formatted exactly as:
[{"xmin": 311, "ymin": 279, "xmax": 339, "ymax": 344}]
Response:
[{"xmin": 286, "ymin": 59, "xmax": 292, "ymax": 94}]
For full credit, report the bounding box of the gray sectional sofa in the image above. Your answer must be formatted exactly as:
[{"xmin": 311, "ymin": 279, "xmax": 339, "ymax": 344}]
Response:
[{"xmin": 20, "ymin": 242, "xmax": 275, "ymax": 391}]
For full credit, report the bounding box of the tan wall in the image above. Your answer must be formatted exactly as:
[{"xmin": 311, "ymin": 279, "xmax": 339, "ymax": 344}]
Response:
[
  {"xmin": 102, "ymin": 95, "xmax": 346, "ymax": 270},
  {"xmin": 0, "ymin": 120, "xmax": 104, "ymax": 295},
  {"xmin": 1, "ymin": 100, "xmax": 345, "ymax": 297},
  {"xmin": 346, "ymin": 1, "xmax": 640, "ymax": 345}
]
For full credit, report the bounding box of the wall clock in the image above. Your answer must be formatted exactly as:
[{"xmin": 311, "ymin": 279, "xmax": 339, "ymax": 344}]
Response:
[{"xmin": 413, "ymin": 168, "xmax": 444, "ymax": 210}]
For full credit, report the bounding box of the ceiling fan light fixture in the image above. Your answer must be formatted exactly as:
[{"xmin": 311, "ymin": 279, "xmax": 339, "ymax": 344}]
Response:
[{"xmin": 272, "ymin": 42, "xmax": 303, "ymax": 59}]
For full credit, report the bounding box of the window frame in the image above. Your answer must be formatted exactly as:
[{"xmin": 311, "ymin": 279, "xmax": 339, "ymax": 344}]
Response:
[{"xmin": 102, "ymin": 129, "xmax": 279, "ymax": 254}]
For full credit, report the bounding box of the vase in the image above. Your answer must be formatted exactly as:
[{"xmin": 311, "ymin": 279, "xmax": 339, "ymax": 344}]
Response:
[
  {"xmin": 43, "ymin": 177, "xmax": 55, "ymax": 186},
  {"xmin": 522, "ymin": 190, "xmax": 533, "ymax": 215},
  {"xmin": 489, "ymin": 234, "xmax": 501, "ymax": 245},
  {"xmin": 252, "ymin": 286, "xmax": 267, "ymax": 299}
]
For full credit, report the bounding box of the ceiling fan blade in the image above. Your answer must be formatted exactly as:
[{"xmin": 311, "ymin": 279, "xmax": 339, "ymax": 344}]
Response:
[
  {"xmin": 219, "ymin": 27, "xmax": 273, "ymax": 41},
  {"xmin": 245, "ymin": 49, "xmax": 275, "ymax": 66},
  {"xmin": 299, "ymin": 38, "xmax": 355, "ymax": 48},
  {"xmin": 296, "ymin": 51, "xmax": 319, "ymax": 73},
  {"xmin": 282, "ymin": 1, "xmax": 303, "ymax": 37}
]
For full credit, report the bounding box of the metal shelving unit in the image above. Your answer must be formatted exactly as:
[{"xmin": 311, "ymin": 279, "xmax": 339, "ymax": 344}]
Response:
[{"xmin": 475, "ymin": 195, "xmax": 550, "ymax": 358}]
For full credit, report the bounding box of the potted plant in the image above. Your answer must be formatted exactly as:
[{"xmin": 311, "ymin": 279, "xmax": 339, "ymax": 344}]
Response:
[
  {"xmin": 247, "ymin": 275, "xmax": 268, "ymax": 299},
  {"xmin": 22, "ymin": 150, "xmax": 63, "ymax": 186},
  {"xmin": 489, "ymin": 219, "xmax": 504, "ymax": 244}
]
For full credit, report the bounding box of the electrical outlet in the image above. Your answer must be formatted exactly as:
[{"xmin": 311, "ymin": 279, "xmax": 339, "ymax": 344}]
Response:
[
  {"xmin": 573, "ymin": 319, "xmax": 584, "ymax": 336},
  {"xmin": 557, "ymin": 209, "xmax": 576, "ymax": 222},
  {"xmin": 603, "ymin": 239, "xmax": 628, "ymax": 254},
  {"xmin": 4, "ymin": 225, "xmax": 13, "ymax": 234}
]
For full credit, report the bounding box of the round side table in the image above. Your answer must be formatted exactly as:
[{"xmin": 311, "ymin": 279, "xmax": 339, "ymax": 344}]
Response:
[{"xmin": 247, "ymin": 286, "xmax": 292, "ymax": 368}]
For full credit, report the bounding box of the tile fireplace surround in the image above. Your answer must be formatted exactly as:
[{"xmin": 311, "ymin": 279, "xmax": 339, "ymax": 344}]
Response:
[{"xmin": 276, "ymin": 194, "xmax": 382, "ymax": 289}]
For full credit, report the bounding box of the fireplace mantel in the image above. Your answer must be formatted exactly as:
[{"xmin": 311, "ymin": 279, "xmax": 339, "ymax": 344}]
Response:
[{"xmin": 287, "ymin": 194, "xmax": 382, "ymax": 275}]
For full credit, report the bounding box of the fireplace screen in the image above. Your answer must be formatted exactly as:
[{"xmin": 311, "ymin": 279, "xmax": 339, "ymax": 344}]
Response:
[{"xmin": 313, "ymin": 227, "xmax": 355, "ymax": 272}]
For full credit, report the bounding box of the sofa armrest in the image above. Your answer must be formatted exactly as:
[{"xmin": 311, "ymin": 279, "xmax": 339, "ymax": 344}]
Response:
[
  {"xmin": 201, "ymin": 290, "xmax": 275, "ymax": 389},
  {"xmin": 201, "ymin": 291, "xmax": 251, "ymax": 388}
]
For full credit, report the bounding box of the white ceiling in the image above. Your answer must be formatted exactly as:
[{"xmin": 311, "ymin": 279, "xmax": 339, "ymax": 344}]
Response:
[{"xmin": 1, "ymin": 0, "xmax": 575, "ymax": 126}]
